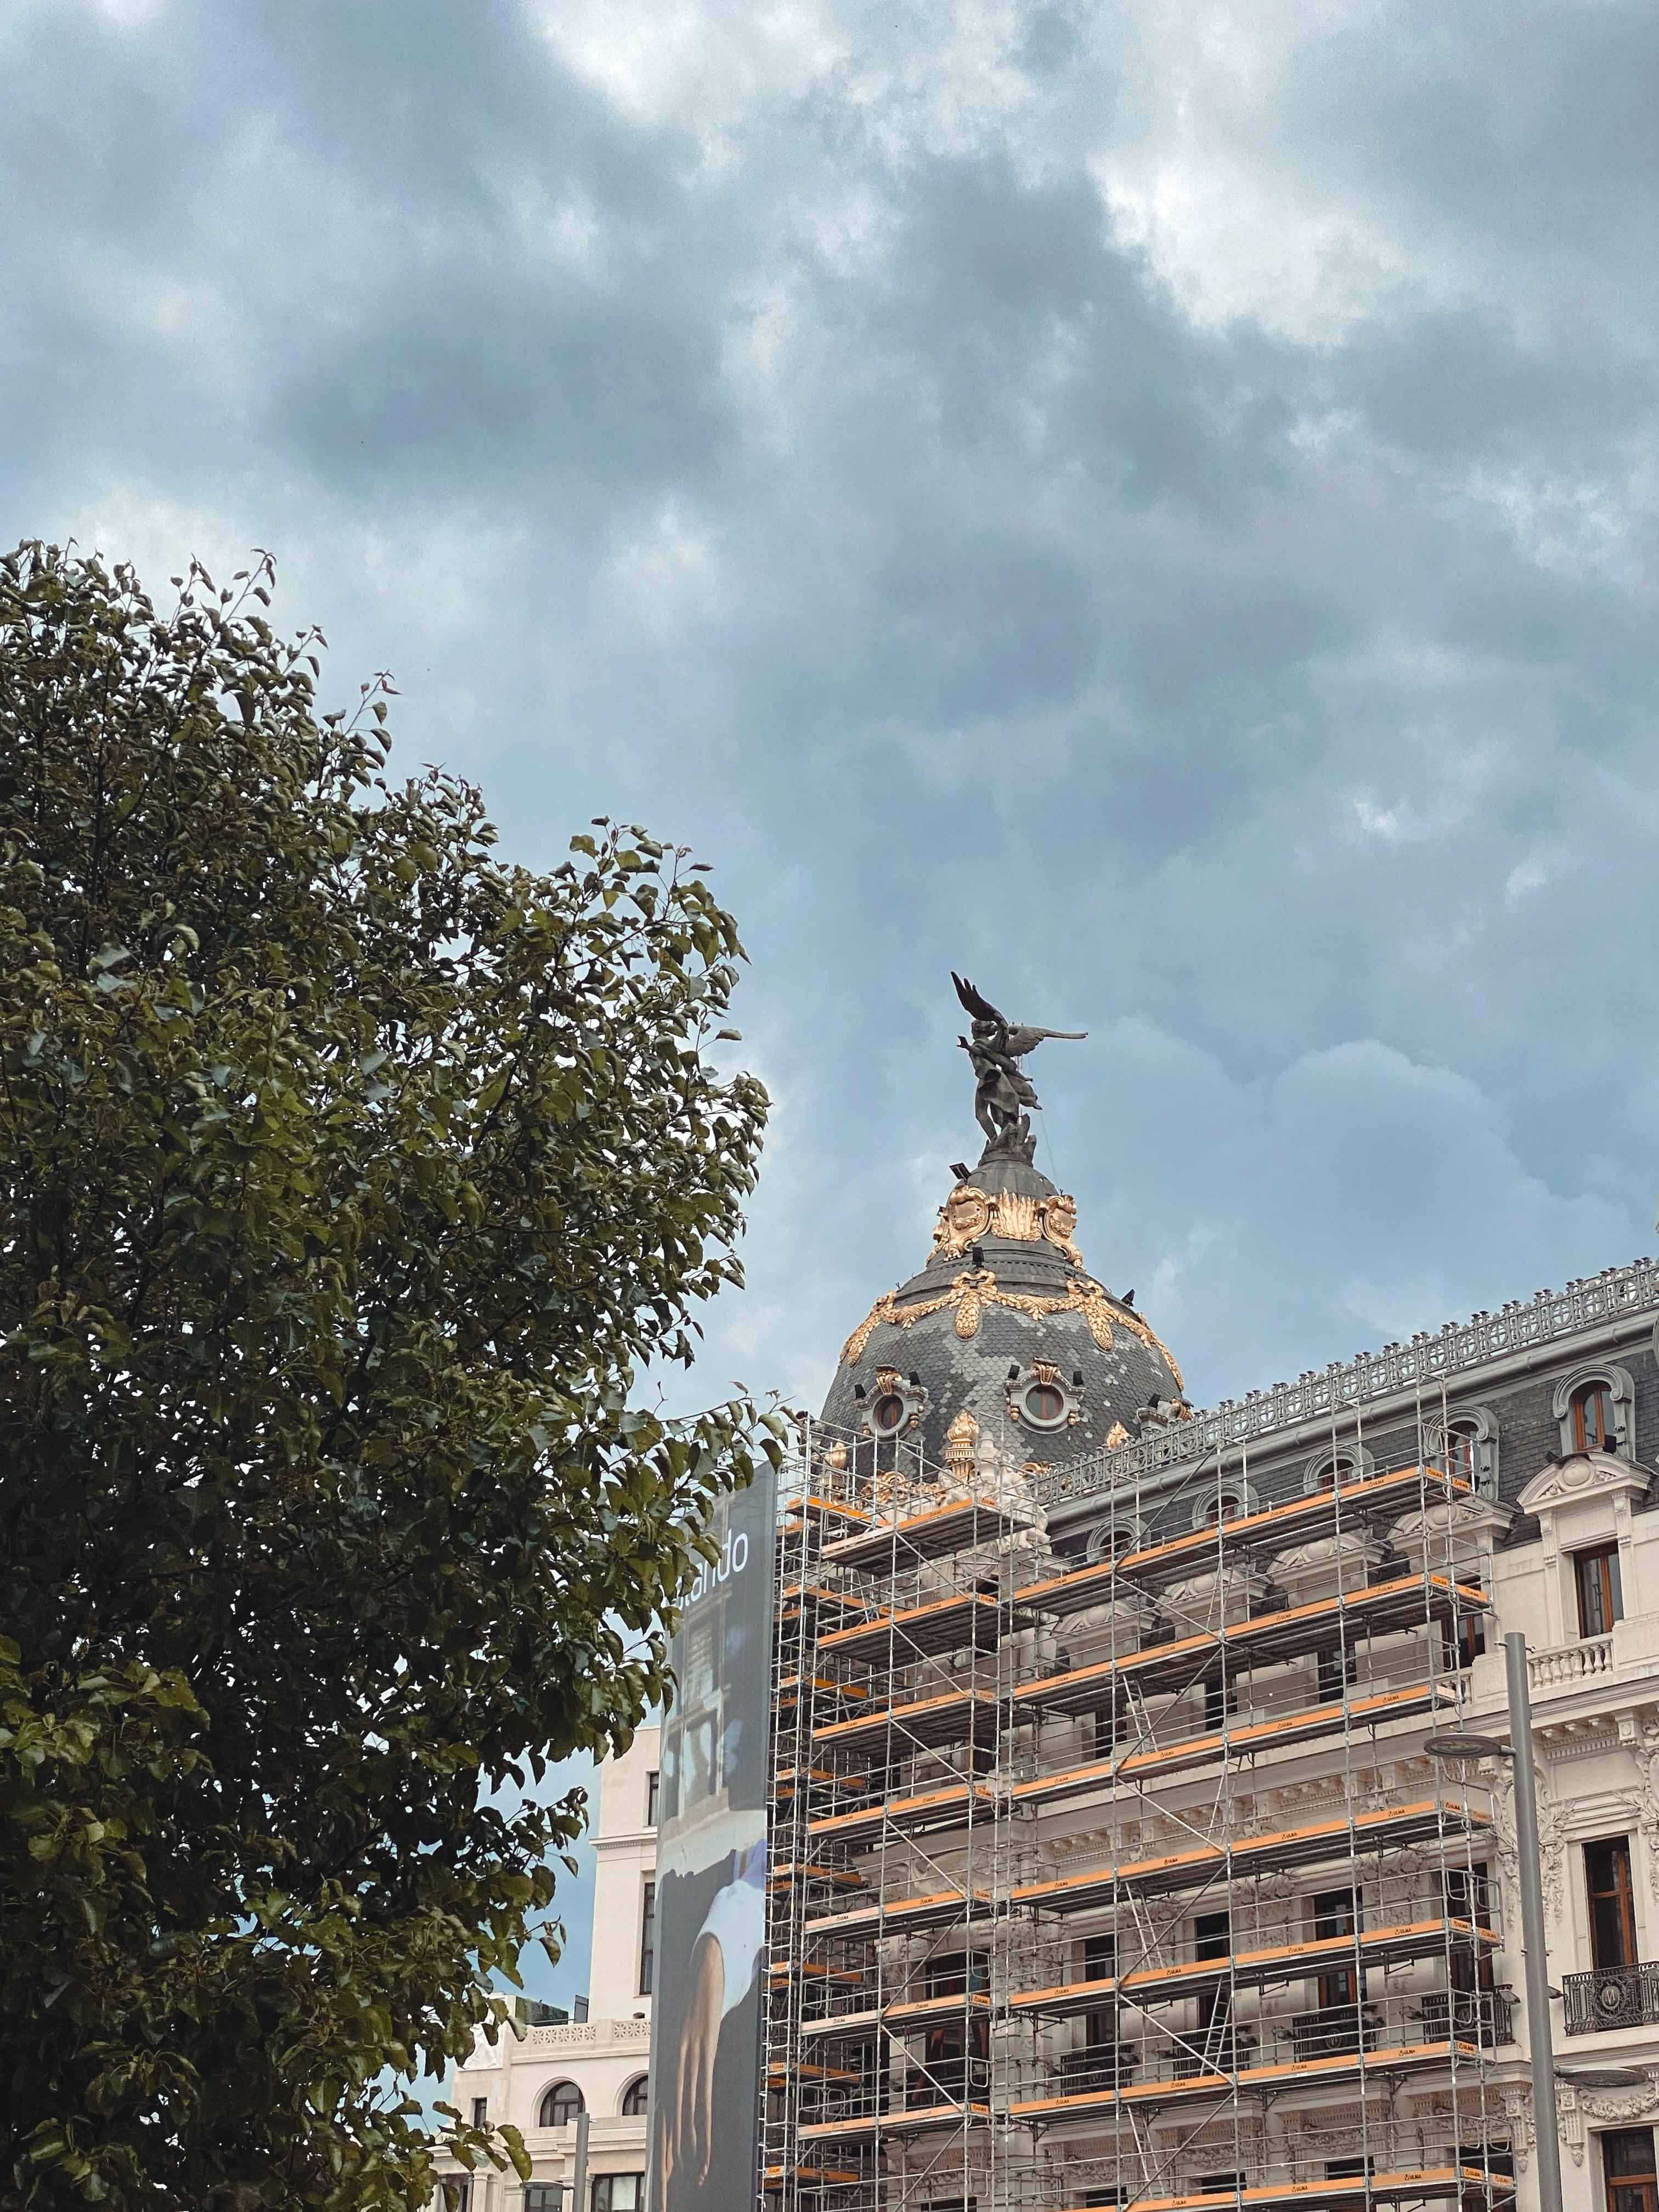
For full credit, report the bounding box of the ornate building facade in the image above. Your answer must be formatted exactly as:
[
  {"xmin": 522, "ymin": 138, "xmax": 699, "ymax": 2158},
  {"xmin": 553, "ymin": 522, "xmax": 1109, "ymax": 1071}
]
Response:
[
  {"xmin": 438, "ymin": 992, "xmax": 1659, "ymax": 2212},
  {"xmin": 432, "ymin": 1728, "xmax": 659, "ymax": 2212},
  {"xmin": 768, "ymin": 1102, "xmax": 1659, "ymax": 2212}
]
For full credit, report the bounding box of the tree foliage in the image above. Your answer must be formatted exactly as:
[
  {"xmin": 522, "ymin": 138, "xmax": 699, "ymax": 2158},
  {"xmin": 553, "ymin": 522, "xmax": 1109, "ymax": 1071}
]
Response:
[{"xmin": 0, "ymin": 543, "xmax": 776, "ymax": 2207}]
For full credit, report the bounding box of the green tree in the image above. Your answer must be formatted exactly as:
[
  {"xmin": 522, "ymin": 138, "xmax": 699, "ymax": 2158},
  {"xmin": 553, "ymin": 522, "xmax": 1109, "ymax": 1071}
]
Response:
[{"xmin": 0, "ymin": 543, "xmax": 777, "ymax": 2208}]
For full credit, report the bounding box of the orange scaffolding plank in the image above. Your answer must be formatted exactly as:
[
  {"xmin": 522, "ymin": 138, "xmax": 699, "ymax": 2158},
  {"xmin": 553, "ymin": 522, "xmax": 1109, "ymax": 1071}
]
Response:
[
  {"xmin": 808, "ymin": 1780, "xmax": 996, "ymax": 1848},
  {"xmin": 814, "ymin": 1684, "xmax": 1007, "ymax": 1757},
  {"xmin": 1026, "ymin": 2171, "xmax": 1513, "ymax": 2212},
  {"xmin": 1009, "ymin": 1916, "xmax": 1497, "ymax": 2018},
  {"xmin": 804, "ymin": 1884, "xmax": 994, "ymax": 1944},
  {"xmin": 1011, "ymin": 1798, "xmax": 1492, "ymax": 1914},
  {"xmin": 800, "ymin": 2098, "xmax": 992, "ymax": 2143},
  {"xmin": 1015, "ymin": 1465, "xmax": 1470, "ymax": 1612},
  {"xmin": 817, "ymin": 1588, "xmax": 1008, "ymax": 1667},
  {"xmin": 1010, "ymin": 1680, "xmax": 1457, "ymax": 1805},
  {"xmin": 821, "ymin": 1497, "xmax": 1031, "ymax": 1574},
  {"xmin": 1010, "ymin": 2037, "xmax": 1480, "ymax": 2121},
  {"xmin": 1020, "ymin": 1576, "xmax": 1487, "ymax": 1713}
]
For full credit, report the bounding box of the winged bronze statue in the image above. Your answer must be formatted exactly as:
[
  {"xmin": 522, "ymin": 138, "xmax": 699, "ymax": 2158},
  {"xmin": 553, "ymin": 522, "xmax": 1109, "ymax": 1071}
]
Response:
[{"xmin": 952, "ymin": 972, "xmax": 1086, "ymax": 1158}]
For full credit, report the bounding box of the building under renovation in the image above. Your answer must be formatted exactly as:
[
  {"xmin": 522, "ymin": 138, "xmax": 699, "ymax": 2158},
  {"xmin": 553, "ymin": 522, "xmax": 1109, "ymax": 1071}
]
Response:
[{"xmin": 762, "ymin": 986, "xmax": 1659, "ymax": 2212}]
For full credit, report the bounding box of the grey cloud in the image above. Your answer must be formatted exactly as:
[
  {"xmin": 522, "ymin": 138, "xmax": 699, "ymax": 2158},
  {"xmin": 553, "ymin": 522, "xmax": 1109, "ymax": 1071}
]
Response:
[{"xmin": 1, "ymin": 0, "xmax": 1656, "ymax": 1444}]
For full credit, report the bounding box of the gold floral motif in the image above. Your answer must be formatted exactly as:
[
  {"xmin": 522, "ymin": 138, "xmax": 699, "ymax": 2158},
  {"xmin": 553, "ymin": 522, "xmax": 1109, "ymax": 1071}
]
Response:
[
  {"xmin": 992, "ymin": 1190, "xmax": 1042, "ymax": 1240},
  {"xmin": 1104, "ymin": 1420, "xmax": 1131, "ymax": 1449},
  {"xmin": 956, "ymin": 1276, "xmax": 984, "ymax": 1336},
  {"xmin": 1040, "ymin": 1192, "xmax": 1085, "ymax": 1268},
  {"xmin": 930, "ymin": 1184, "xmax": 992, "ymax": 1259}
]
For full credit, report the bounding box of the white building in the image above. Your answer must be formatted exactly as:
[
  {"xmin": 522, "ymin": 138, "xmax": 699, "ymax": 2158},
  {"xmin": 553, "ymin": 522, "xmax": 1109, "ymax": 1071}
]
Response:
[{"xmin": 433, "ymin": 1726, "xmax": 659, "ymax": 2212}]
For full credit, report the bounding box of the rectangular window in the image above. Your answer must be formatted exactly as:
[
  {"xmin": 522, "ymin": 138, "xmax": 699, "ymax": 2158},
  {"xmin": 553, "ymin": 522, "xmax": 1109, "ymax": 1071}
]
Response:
[
  {"xmin": 1194, "ymin": 1910, "xmax": 1231, "ymax": 1960},
  {"xmin": 524, "ymin": 2190, "xmax": 563, "ymax": 2212},
  {"xmin": 646, "ymin": 1770, "xmax": 660, "ymax": 1826},
  {"xmin": 1326, "ymin": 2160, "xmax": 1374, "ymax": 2182},
  {"xmin": 591, "ymin": 2180, "xmax": 644, "ymax": 2212},
  {"xmin": 1318, "ymin": 1643, "xmax": 1359, "ymax": 1702},
  {"xmin": 448, "ymin": 2186, "xmax": 471, "ymax": 2212},
  {"xmin": 1082, "ymin": 1932, "xmax": 1116, "ymax": 1982},
  {"xmin": 1444, "ymin": 1863, "xmax": 1495, "ymax": 1991},
  {"xmin": 1602, "ymin": 2128, "xmax": 1657, "ymax": 2212},
  {"xmin": 1314, "ymin": 1886, "xmax": 1363, "ymax": 2008},
  {"xmin": 1082, "ymin": 2006, "xmax": 1115, "ymax": 2052},
  {"xmin": 1577, "ymin": 1544, "xmax": 1624, "ymax": 1639},
  {"xmin": 471, "ymin": 2097, "xmax": 488, "ymax": 2127},
  {"xmin": 1203, "ymin": 1673, "xmax": 1236, "ymax": 1729},
  {"xmin": 639, "ymin": 1879, "xmax": 656, "ymax": 1996},
  {"xmin": 1585, "ymin": 1837, "xmax": 1638, "ymax": 1970},
  {"xmin": 923, "ymin": 1950, "xmax": 989, "ymax": 1996}
]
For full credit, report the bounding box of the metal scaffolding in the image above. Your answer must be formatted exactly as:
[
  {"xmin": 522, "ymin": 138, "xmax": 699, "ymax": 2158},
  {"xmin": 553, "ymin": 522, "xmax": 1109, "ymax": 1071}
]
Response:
[{"xmin": 763, "ymin": 1407, "xmax": 1513, "ymax": 2212}]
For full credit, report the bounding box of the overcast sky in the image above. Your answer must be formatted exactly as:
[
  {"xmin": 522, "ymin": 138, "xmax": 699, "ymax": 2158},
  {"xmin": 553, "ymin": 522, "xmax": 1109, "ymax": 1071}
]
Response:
[{"xmin": 7, "ymin": 0, "xmax": 1658, "ymax": 1426}]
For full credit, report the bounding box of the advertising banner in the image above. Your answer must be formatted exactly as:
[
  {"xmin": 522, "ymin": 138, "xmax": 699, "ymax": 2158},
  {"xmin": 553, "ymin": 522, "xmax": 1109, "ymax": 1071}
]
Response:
[{"xmin": 648, "ymin": 1467, "xmax": 776, "ymax": 2211}]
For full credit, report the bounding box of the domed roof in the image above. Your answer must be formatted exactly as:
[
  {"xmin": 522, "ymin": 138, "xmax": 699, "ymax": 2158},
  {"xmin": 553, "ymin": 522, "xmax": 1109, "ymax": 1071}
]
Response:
[{"xmin": 819, "ymin": 1147, "xmax": 1190, "ymax": 1481}]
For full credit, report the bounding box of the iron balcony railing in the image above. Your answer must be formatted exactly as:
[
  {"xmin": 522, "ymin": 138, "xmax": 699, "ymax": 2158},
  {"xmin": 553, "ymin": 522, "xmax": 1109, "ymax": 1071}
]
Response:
[
  {"xmin": 1418, "ymin": 1989, "xmax": 1515, "ymax": 2047},
  {"xmin": 1288, "ymin": 2004, "xmax": 1379, "ymax": 2062},
  {"xmin": 1563, "ymin": 1962, "xmax": 1659, "ymax": 2036}
]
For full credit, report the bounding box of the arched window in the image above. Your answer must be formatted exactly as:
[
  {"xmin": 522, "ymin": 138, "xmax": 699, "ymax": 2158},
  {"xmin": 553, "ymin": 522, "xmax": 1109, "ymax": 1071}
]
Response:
[
  {"xmin": 1445, "ymin": 1421, "xmax": 1480, "ymax": 1487},
  {"xmin": 620, "ymin": 2074, "xmax": 649, "ymax": 2117},
  {"xmin": 1203, "ymin": 1492, "xmax": 1241, "ymax": 1526},
  {"xmin": 1304, "ymin": 1443, "xmax": 1375, "ymax": 1494},
  {"xmin": 1553, "ymin": 1364, "xmax": 1634, "ymax": 1462},
  {"xmin": 538, "ymin": 2081, "xmax": 584, "ymax": 2129},
  {"xmin": 1572, "ymin": 1380, "xmax": 1616, "ymax": 1454}
]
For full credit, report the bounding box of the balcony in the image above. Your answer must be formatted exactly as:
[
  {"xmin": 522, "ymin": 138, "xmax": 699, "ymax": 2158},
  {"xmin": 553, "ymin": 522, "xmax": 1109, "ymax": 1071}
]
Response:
[
  {"xmin": 1288, "ymin": 2005, "xmax": 1379, "ymax": 2062},
  {"xmin": 1058, "ymin": 2042, "xmax": 1139, "ymax": 2091},
  {"xmin": 1562, "ymin": 1962, "xmax": 1659, "ymax": 2036},
  {"xmin": 1418, "ymin": 1990, "xmax": 1515, "ymax": 2048},
  {"xmin": 1529, "ymin": 1635, "xmax": 1613, "ymax": 1692}
]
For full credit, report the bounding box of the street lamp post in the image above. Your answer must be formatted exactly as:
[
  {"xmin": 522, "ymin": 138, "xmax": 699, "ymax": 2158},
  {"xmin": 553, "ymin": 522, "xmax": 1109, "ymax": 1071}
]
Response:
[
  {"xmin": 1426, "ymin": 1631, "xmax": 1564, "ymax": 2212},
  {"xmin": 1506, "ymin": 1632, "xmax": 1566, "ymax": 2212}
]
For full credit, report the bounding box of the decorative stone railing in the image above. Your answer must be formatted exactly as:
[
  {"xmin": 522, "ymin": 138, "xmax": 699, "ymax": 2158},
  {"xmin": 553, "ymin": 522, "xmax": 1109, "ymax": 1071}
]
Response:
[
  {"xmin": 1033, "ymin": 1259, "xmax": 1659, "ymax": 1506},
  {"xmin": 523, "ymin": 2016, "xmax": 651, "ymax": 2050},
  {"xmin": 1529, "ymin": 1635, "xmax": 1615, "ymax": 1690}
]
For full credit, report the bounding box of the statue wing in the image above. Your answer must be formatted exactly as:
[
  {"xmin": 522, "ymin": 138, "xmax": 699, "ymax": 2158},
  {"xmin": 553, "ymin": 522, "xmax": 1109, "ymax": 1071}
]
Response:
[
  {"xmin": 952, "ymin": 972, "xmax": 1007, "ymax": 1026},
  {"xmin": 1005, "ymin": 1025, "xmax": 1087, "ymax": 1056}
]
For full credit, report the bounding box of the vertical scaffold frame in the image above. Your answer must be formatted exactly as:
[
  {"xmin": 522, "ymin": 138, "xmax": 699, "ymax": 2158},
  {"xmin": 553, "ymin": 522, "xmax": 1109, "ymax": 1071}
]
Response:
[{"xmin": 761, "ymin": 1404, "xmax": 1512, "ymax": 2212}]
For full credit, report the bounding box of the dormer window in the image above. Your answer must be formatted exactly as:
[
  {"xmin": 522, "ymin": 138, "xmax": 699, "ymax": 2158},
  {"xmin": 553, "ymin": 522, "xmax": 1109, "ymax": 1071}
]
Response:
[{"xmin": 1553, "ymin": 1363, "xmax": 1634, "ymax": 1460}]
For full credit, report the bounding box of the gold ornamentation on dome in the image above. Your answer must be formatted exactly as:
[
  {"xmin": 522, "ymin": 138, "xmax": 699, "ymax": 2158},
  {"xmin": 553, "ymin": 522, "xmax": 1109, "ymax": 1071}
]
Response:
[
  {"xmin": 1106, "ymin": 1300, "xmax": 1186, "ymax": 1393},
  {"xmin": 1022, "ymin": 1460, "xmax": 1051, "ymax": 1476},
  {"xmin": 1031, "ymin": 1359, "xmax": 1061, "ymax": 1386},
  {"xmin": 944, "ymin": 1409, "xmax": 978, "ymax": 1480},
  {"xmin": 931, "ymin": 1184, "xmax": 992, "ymax": 1259},
  {"xmin": 1065, "ymin": 1277, "xmax": 1116, "ymax": 1351},
  {"xmin": 826, "ymin": 1443, "xmax": 849, "ymax": 1470},
  {"xmin": 841, "ymin": 1290, "xmax": 900, "ymax": 1368},
  {"xmin": 1104, "ymin": 1420, "xmax": 1132, "ymax": 1449},
  {"xmin": 873, "ymin": 1365, "xmax": 902, "ymax": 1393},
  {"xmin": 993, "ymin": 1190, "xmax": 1041, "ymax": 1240},
  {"xmin": 839, "ymin": 1265, "xmax": 1184, "ymax": 1392},
  {"xmin": 1040, "ymin": 1193, "xmax": 1084, "ymax": 1268}
]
